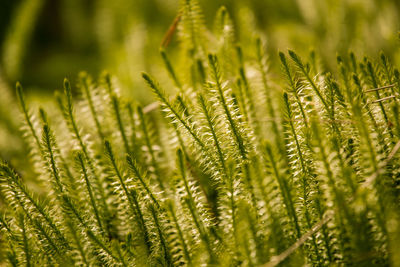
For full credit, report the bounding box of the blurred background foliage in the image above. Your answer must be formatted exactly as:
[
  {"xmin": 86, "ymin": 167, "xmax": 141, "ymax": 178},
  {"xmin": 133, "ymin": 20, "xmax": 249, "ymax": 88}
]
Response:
[
  {"xmin": 2, "ymin": 0, "xmax": 400, "ymax": 93},
  {"xmin": 0, "ymin": 0, "xmax": 400, "ymax": 173}
]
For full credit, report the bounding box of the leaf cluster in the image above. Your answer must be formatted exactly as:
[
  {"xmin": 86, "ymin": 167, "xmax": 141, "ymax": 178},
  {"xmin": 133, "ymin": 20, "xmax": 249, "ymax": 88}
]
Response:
[{"xmin": 1, "ymin": 2, "xmax": 400, "ymax": 266}]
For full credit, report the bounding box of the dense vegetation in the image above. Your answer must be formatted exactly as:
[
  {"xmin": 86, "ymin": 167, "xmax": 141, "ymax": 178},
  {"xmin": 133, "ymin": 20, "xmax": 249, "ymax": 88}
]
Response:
[{"xmin": 1, "ymin": 0, "xmax": 400, "ymax": 266}]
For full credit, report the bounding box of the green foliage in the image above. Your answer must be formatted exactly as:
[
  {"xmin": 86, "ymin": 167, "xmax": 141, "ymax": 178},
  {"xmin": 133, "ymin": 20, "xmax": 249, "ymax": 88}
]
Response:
[
  {"xmin": 1, "ymin": 2, "xmax": 400, "ymax": 266},
  {"xmin": 1, "ymin": 0, "xmax": 44, "ymax": 80}
]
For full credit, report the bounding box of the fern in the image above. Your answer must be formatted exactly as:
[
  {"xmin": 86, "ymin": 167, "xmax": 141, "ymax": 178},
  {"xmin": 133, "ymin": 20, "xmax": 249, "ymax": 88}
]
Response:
[{"xmin": 1, "ymin": 3, "xmax": 400, "ymax": 267}]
